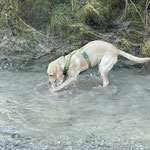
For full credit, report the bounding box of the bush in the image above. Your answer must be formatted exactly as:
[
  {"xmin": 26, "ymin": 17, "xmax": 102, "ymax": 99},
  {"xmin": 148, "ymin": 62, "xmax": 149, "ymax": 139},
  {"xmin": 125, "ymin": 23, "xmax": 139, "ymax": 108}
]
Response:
[
  {"xmin": 0, "ymin": 0, "xmax": 149, "ymax": 54},
  {"xmin": 80, "ymin": 0, "xmax": 110, "ymax": 28},
  {"xmin": 47, "ymin": 4, "xmax": 73, "ymax": 36},
  {"xmin": 46, "ymin": 2, "xmax": 105, "ymax": 42}
]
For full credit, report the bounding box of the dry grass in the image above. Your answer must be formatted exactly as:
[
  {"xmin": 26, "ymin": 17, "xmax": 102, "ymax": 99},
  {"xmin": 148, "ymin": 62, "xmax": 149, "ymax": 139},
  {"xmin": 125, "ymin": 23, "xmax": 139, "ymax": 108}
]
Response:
[
  {"xmin": 118, "ymin": 38, "xmax": 132, "ymax": 52},
  {"xmin": 118, "ymin": 3, "xmax": 138, "ymax": 22},
  {"xmin": 80, "ymin": 0, "xmax": 109, "ymax": 28},
  {"xmin": 69, "ymin": 23, "xmax": 105, "ymax": 39},
  {"xmin": 46, "ymin": 3, "xmax": 106, "ymax": 40},
  {"xmin": 141, "ymin": 40, "xmax": 150, "ymax": 56},
  {"xmin": 47, "ymin": 4, "xmax": 73, "ymax": 36}
]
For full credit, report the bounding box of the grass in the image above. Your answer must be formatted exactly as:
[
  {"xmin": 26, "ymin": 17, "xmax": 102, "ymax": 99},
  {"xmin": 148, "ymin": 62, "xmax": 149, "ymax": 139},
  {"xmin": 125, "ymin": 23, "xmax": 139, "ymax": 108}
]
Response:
[
  {"xmin": 46, "ymin": 2, "xmax": 106, "ymax": 41},
  {"xmin": 118, "ymin": 38, "xmax": 132, "ymax": 52},
  {"xmin": 80, "ymin": 0, "xmax": 109, "ymax": 28},
  {"xmin": 69, "ymin": 22, "xmax": 105, "ymax": 39},
  {"xmin": 47, "ymin": 4, "xmax": 73, "ymax": 36},
  {"xmin": 141, "ymin": 40, "xmax": 150, "ymax": 56},
  {"xmin": 118, "ymin": 3, "xmax": 138, "ymax": 22},
  {"xmin": 0, "ymin": 0, "xmax": 149, "ymax": 56}
]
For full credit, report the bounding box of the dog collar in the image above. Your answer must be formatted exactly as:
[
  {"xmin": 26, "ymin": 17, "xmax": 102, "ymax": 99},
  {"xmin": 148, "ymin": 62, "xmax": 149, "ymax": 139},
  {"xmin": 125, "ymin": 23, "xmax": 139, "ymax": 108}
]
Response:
[{"xmin": 63, "ymin": 48, "xmax": 92, "ymax": 76}]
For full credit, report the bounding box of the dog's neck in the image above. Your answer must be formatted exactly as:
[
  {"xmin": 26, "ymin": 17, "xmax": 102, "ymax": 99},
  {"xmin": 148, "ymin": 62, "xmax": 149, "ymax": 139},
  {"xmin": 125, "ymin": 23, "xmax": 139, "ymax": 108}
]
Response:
[{"xmin": 56, "ymin": 56, "xmax": 65, "ymax": 73}]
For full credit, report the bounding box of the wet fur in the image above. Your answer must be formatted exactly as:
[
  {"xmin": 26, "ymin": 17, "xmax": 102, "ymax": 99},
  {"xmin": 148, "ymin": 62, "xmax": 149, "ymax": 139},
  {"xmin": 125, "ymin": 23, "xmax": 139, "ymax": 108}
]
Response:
[{"xmin": 47, "ymin": 40, "xmax": 150, "ymax": 92}]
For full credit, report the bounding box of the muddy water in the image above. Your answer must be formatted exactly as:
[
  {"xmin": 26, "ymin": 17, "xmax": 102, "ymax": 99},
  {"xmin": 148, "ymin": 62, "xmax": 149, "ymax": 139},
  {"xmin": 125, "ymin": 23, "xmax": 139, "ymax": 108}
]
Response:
[{"xmin": 0, "ymin": 67, "xmax": 150, "ymax": 149}]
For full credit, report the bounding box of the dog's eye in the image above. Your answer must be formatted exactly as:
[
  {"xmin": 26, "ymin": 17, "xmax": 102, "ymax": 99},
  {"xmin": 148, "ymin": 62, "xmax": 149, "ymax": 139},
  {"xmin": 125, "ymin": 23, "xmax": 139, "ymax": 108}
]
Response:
[{"xmin": 49, "ymin": 75, "xmax": 53, "ymax": 77}]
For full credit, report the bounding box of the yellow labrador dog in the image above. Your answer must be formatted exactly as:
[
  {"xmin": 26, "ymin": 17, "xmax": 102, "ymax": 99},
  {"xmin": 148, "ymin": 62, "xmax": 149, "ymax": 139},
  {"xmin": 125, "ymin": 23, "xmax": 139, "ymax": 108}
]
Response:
[{"xmin": 47, "ymin": 40, "xmax": 150, "ymax": 92}]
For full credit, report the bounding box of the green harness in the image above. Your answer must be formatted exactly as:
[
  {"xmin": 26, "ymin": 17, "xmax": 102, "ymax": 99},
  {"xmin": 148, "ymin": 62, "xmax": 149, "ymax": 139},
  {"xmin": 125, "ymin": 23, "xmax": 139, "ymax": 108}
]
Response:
[{"xmin": 63, "ymin": 48, "xmax": 92, "ymax": 76}]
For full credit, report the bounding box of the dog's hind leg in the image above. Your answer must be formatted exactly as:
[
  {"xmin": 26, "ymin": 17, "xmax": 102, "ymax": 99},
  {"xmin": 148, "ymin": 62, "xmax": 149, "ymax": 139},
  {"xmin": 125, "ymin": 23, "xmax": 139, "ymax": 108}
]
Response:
[{"xmin": 99, "ymin": 53, "xmax": 117, "ymax": 87}]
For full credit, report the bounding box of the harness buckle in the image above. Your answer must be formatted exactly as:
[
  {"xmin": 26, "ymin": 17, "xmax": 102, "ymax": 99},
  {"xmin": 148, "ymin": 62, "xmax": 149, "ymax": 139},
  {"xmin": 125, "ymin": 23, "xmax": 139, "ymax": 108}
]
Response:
[{"xmin": 63, "ymin": 67, "xmax": 68, "ymax": 76}]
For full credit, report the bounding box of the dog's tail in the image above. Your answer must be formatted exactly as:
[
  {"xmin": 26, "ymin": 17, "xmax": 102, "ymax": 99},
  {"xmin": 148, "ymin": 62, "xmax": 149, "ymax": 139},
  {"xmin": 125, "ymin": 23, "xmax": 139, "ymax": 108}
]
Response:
[{"xmin": 118, "ymin": 50, "xmax": 150, "ymax": 63}]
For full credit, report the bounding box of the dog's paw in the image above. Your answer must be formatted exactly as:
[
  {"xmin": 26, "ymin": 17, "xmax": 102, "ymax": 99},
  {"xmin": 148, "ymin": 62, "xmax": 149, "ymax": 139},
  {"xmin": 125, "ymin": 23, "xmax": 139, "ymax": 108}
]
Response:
[
  {"xmin": 50, "ymin": 88, "xmax": 57, "ymax": 92},
  {"xmin": 50, "ymin": 87, "xmax": 61, "ymax": 92}
]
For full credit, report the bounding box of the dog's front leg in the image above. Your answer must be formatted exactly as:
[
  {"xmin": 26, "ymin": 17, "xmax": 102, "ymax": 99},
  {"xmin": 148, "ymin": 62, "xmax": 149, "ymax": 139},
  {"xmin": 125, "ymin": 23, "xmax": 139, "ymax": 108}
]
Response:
[
  {"xmin": 60, "ymin": 75, "xmax": 67, "ymax": 84},
  {"xmin": 51, "ymin": 76, "xmax": 77, "ymax": 92}
]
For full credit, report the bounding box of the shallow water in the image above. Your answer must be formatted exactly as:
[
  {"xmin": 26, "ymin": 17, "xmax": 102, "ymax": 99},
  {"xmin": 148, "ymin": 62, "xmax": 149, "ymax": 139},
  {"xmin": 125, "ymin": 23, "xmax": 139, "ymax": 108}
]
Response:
[{"xmin": 0, "ymin": 67, "xmax": 150, "ymax": 149}]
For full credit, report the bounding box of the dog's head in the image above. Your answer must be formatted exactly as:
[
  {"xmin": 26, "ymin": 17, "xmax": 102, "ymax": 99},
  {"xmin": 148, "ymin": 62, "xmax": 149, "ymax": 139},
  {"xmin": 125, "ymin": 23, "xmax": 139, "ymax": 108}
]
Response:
[
  {"xmin": 47, "ymin": 56, "xmax": 65, "ymax": 84},
  {"xmin": 47, "ymin": 63, "xmax": 58, "ymax": 84}
]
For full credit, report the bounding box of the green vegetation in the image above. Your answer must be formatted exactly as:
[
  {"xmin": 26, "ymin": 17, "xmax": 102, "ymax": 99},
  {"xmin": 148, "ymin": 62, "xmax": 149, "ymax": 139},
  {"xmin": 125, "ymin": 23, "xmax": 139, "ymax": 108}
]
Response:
[
  {"xmin": 0, "ymin": 0, "xmax": 150, "ymax": 55},
  {"xmin": 141, "ymin": 40, "xmax": 150, "ymax": 56},
  {"xmin": 80, "ymin": 0, "xmax": 110, "ymax": 28}
]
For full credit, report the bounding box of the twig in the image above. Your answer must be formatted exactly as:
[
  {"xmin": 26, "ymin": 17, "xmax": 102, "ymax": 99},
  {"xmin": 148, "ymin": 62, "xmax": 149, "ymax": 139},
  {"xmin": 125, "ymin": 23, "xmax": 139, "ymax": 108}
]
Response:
[{"xmin": 33, "ymin": 46, "xmax": 62, "ymax": 59}]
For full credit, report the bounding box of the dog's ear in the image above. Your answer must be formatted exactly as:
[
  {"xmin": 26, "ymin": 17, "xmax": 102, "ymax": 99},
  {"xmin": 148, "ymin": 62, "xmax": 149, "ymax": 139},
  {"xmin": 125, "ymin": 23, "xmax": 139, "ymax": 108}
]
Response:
[
  {"xmin": 47, "ymin": 63, "xmax": 51, "ymax": 75},
  {"xmin": 56, "ymin": 65, "xmax": 61, "ymax": 79}
]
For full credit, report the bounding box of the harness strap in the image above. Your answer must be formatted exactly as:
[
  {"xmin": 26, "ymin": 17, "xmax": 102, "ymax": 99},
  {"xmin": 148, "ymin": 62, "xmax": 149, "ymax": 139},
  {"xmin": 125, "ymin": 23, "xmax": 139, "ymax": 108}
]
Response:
[
  {"xmin": 63, "ymin": 50, "xmax": 79, "ymax": 76},
  {"xmin": 63, "ymin": 48, "xmax": 92, "ymax": 76},
  {"xmin": 80, "ymin": 48, "xmax": 92, "ymax": 68}
]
